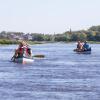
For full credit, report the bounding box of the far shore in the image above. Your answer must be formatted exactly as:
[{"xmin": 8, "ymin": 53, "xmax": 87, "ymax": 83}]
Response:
[
  {"xmin": 0, "ymin": 39, "xmax": 100, "ymax": 45},
  {"xmin": 0, "ymin": 39, "xmax": 58, "ymax": 45}
]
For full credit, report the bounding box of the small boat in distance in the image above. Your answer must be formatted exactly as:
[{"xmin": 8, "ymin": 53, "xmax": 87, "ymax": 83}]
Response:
[
  {"xmin": 74, "ymin": 48, "xmax": 91, "ymax": 54},
  {"xmin": 74, "ymin": 41, "xmax": 91, "ymax": 54}
]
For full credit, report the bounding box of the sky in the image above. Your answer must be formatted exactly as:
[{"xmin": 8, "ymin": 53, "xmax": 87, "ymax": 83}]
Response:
[{"xmin": 0, "ymin": 0, "xmax": 100, "ymax": 34}]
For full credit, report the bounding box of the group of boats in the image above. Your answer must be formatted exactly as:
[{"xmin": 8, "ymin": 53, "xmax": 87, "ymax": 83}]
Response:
[
  {"xmin": 12, "ymin": 49, "xmax": 91, "ymax": 64},
  {"xmin": 11, "ymin": 41, "xmax": 91, "ymax": 64}
]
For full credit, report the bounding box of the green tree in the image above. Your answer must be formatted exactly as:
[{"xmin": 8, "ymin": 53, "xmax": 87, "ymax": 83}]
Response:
[
  {"xmin": 87, "ymin": 32, "xmax": 96, "ymax": 41},
  {"xmin": 71, "ymin": 33, "xmax": 79, "ymax": 41},
  {"xmin": 88, "ymin": 25, "xmax": 100, "ymax": 32},
  {"xmin": 78, "ymin": 33, "xmax": 87, "ymax": 41},
  {"xmin": 32, "ymin": 33, "xmax": 44, "ymax": 41},
  {"xmin": 95, "ymin": 32, "xmax": 100, "ymax": 41}
]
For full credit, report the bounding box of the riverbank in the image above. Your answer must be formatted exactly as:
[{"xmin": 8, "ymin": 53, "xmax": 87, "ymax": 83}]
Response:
[
  {"xmin": 0, "ymin": 39, "xmax": 100, "ymax": 45},
  {"xmin": 0, "ymin": 39, "xmax": 18, "ymax": 44},
  {"xmin": 0, "ymin": 39, "xmax": 44, "ymax": 45},
  {"xmin": 65, "ymin": 41, "xmax": 100, "ymax": 44},
  {"xmin": 88, "ymin": 41, "xmax": 100, "ymax": 44}
]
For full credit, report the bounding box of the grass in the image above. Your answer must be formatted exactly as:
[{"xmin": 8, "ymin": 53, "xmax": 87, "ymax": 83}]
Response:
[
  {"xmin": 27, "ymin": 41, "xmax": 44, "ymax": 45},
  {"xmin": 0, "ymin": 39, "xmax": 44, "ymax": 45},
  {"xmin": 0, "ymin": 39, "xmax": 100, "ymax": 45},
  {"xmin": 88, "ymin": 41, "xmax": 100, "ymax": 44},
  {"xmin": 0, "ymin": 39, "xmax": 18, "ymax": 44}
]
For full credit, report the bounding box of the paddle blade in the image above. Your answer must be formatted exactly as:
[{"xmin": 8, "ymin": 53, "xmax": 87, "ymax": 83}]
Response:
[{"xmin": 33, "ymin": 55, "xmax": 45, "ymax": 58}]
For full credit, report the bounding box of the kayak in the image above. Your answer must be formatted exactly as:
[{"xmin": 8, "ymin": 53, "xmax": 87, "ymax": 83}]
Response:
[{"xmin": 14, "ymin": 57, "xmax": 34, "ymax": 64}]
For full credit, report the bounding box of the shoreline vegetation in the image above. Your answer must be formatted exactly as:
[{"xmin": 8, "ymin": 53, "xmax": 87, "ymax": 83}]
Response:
[
  {"xmin": 0, "ymin": 25, "xmax": 100, "ymax": 45},
  {"xmin": 0, "ymin": 39, "xmax": 100, "ymax": 45},
  {"xmin": 0, "ymin": 39, "xmax": 45, "ymax": 45}
]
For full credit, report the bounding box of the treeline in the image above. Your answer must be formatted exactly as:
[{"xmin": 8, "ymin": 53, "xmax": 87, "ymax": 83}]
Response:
[
  {"xmin": 0, "ymin": 39, "xmax": 18, "ymax": 44},
  {"xmin": 57, "ymin": 25, "xmax": 100, "ymax": 42},
  {"xmin": 0, "ymin": 25, "xmax": 100, "ymax": 43},
  {"xmin": 31, "ymin": 26, "xmax": 100, "ymax": 42}
]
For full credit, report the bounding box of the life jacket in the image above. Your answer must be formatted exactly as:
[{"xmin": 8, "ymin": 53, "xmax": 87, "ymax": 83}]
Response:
[
  {"xmin": 22, "ymin": 46, "xmax": 29, "ymax": 57},
  {"xmin": 19, "ymin": 47, "xmax": 24, "ymax": 54},
  {"xmin": 18, "ymin": 46, "xmax": 31, "ymax": 57},
  {"xmin": 27, "ymin": 48, "xmax": 31, "ymax": 55},
  {"xmin": 25, "ymin": 47, "xmax": 29, "ymax": 56}
]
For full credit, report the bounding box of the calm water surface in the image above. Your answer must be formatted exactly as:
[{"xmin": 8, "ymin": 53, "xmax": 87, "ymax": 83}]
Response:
[{"xmin": 0, "ymin": 43, "xmax": 100, "ymax": 100}]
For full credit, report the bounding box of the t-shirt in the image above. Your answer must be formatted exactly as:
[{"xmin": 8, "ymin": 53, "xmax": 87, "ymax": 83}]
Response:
[{"xmin": 83, "ymin": 43, "xmax": 89, "ymax": 49}]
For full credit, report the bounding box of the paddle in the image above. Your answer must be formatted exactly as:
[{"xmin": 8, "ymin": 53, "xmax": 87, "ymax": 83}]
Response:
[{"xmin": 33, "ymin": 54, "xmax": 45, "ymax": 58}]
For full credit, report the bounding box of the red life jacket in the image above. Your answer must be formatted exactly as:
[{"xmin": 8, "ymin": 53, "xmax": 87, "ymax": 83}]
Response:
[
  {"xmin": 19, "ymin": 47, "xmax": 24, "ymax": 54},
  {"xmin": 25, "ymin": 48, "xmax": 29, "ymax": 56},
  {"xmin": 23, "ymin": 46, "xmax": 29, "ymax": 56},
  {"xmin": 19, "ymin": 46, "xmax": 29, "ymax": 56}
]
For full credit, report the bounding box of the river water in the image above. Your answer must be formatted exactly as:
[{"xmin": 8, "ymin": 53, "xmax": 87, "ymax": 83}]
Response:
[{"xmin": 0, "ymin": 43, "xmax": 100, "ymax": 100}]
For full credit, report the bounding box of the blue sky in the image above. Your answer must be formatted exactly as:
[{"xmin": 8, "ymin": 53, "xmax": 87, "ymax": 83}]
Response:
[{"xmin": 0, "ymin": 0, "xmax": 100, "ymax": 33}]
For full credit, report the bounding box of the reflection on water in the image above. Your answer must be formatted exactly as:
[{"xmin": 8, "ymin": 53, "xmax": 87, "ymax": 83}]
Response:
[{"xmin": 0, "ymin": 43, "xmax": 100, "ymax": 100}]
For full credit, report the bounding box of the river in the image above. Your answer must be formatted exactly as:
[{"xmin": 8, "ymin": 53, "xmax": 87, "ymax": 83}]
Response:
[{"xmin": 0, "ymin": 43, "xmax": 100, "ymax": 100}]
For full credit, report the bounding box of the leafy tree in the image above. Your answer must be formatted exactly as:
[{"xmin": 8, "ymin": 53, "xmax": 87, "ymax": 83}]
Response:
[
  {"xmin": 78, "ymin": 33, "xmax": 87, "ymax": 41},
  {"xmin": 71, "ymin": 33, "xmax": 79, "ymax": 41},
  {"xmin": 32, "ymin": 33, "xmax": 44, "ymax": 41},
  {"xmin": 54, "ymin": 34, "xmax": 67, "ymax": 41},
  {"xmin": 95, "ymin": 32, "xmax": 100, "ymax": 41},
  {"xmin": 87, "ymin": 32, "xmax": 96, "ymax": 41},
  {"xmin": 88, "ymin": 25, "xmax": 100, "ymax": 32}
]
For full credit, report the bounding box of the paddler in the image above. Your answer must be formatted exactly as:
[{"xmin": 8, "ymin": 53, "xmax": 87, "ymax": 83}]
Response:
[{"xmin": 11, "ymin": 40, "xmax": 32, "ymax": 61}]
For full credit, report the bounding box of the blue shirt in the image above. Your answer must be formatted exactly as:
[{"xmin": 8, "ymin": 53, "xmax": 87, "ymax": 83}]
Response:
[{"xmin": 83, "ymin": 43, "xmax": 89, "ymax": 49}]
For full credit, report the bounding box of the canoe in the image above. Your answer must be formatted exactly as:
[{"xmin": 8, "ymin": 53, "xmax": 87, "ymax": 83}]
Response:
[
  {"xmin": 14, "ymin": 57, "xmax": 34, "ymax": 64},
  {"xmin": 75, "ymin": 50, "xmax": 91, "ymax": 54},
  {"xmin": 74, "ymin": 48, "xmax": 91, "ymax": 54}
]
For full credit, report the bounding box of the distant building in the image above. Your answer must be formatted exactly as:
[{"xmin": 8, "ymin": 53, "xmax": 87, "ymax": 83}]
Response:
[
  {"xmin": 23, "ymin": 34, "xmax": 32, "ymax": 40},
  {"xmin": 69, "ymin": 28, "xmax": 72, "ymax": 34}
]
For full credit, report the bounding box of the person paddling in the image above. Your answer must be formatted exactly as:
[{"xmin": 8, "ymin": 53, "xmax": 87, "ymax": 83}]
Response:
[
  {"xmin": 22, "ymin": 41, "xmax": 32, "ymax": 58},
  {"xmin": 83, "ymin": 41, "xmax": 91, "ymax": 51},
  {"xmin": 11, "ymin": 40, "xmax": 32, "ymax": 61},
  {"xmin": 76, "ymin": 41, "xmax": 83, "ymax": 51}
]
